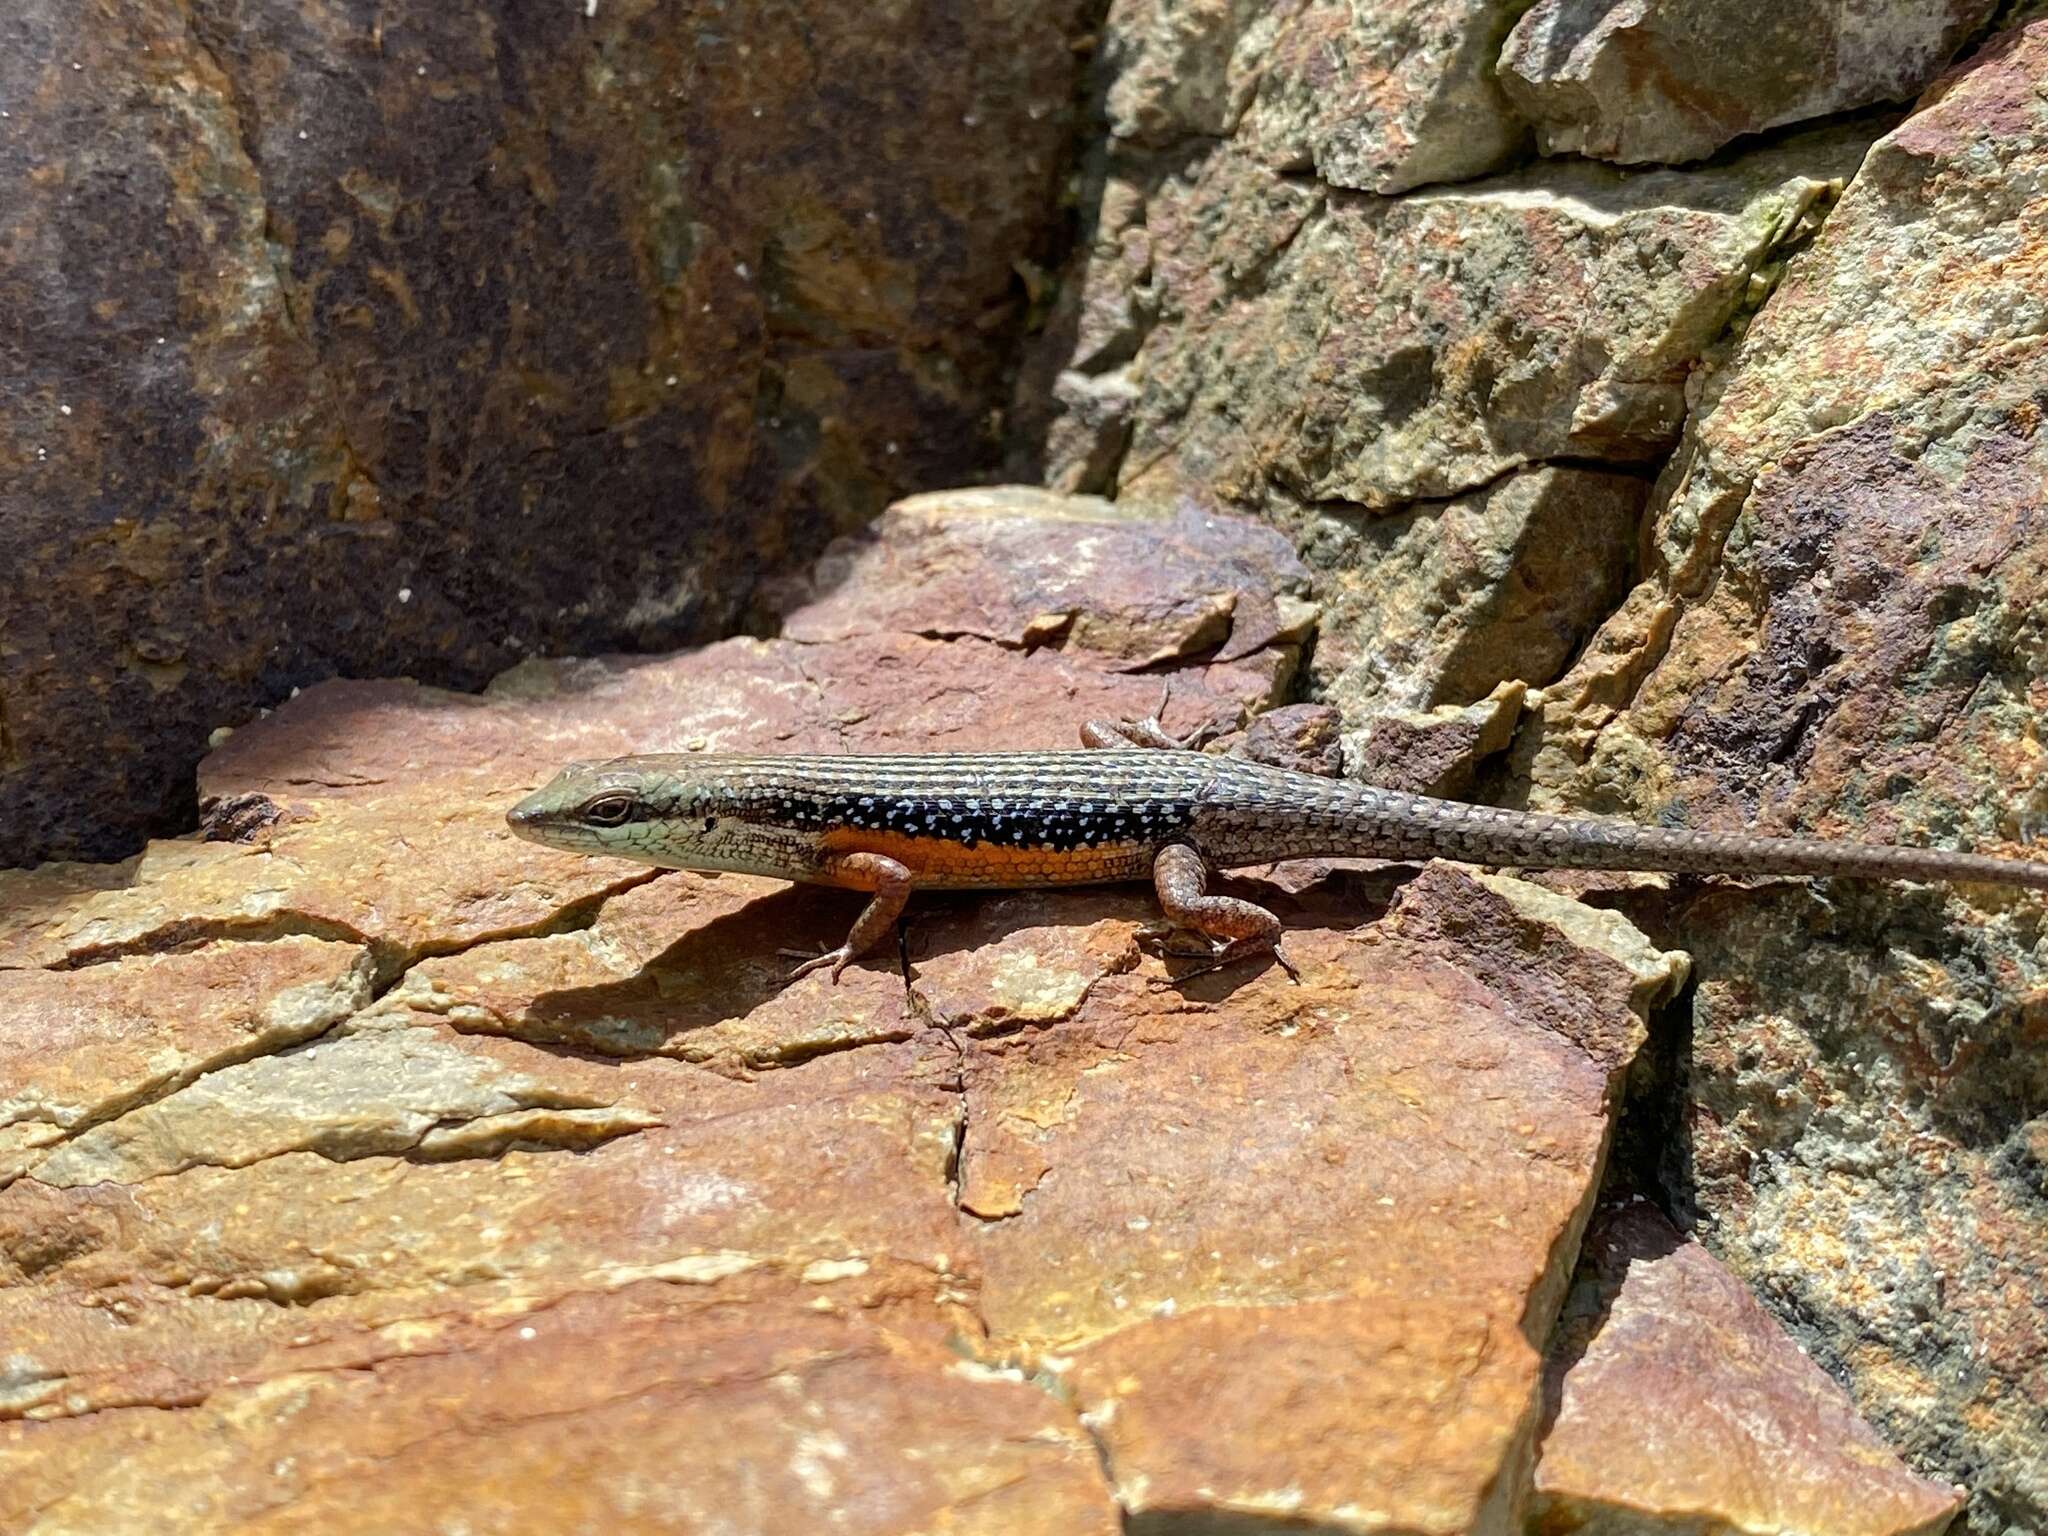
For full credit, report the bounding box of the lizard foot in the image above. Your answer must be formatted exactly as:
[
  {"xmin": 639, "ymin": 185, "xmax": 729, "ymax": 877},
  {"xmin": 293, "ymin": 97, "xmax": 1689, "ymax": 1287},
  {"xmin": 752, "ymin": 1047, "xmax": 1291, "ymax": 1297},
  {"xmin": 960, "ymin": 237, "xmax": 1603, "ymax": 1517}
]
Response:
[
  {"xmin": 1137, "ymin": 924, "xmax": 1299, "ymax": 984},
  {"xmin": 1081, "ymin": 682, "xmax": 1239, "ymax": 752},
  {"xmin": 1134, "ymin": 920, "xmax": 1218, "ymax": 960},
  {"xmin": 786, "ymin": 945, "xmax": 857, "ymax": 983}
]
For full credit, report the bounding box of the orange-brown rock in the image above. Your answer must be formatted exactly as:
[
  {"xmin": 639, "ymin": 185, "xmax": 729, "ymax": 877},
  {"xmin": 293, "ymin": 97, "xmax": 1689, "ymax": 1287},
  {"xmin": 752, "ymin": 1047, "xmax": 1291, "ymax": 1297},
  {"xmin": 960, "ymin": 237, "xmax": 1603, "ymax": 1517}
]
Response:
[
  {"xmin": 781, "ymin": 485, "xmax": 1317, "ymax": 669},
  {"xmin": 0, "ymin": 491, "xmax": 1962, "ymax": 1531},
  {"xmin": 0, "ymin": 939, "xmax": 372, "ymax": 1184},
  {"xmin": 1534, "ymin": 1201, "xmax": 1963, "ymax": 1536},
  {"xmin": 1, "ymin": 1284, "xmax": 1119, "ymax": 1535}
]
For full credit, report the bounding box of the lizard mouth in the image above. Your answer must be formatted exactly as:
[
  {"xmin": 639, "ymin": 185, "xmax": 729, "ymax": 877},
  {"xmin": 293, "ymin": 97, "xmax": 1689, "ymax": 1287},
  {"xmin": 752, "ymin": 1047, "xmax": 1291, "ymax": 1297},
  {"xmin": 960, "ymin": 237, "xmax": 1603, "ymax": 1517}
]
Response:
[{"xmin": 505, "ymin": 790, "xmax": 561, "ymax": 841}]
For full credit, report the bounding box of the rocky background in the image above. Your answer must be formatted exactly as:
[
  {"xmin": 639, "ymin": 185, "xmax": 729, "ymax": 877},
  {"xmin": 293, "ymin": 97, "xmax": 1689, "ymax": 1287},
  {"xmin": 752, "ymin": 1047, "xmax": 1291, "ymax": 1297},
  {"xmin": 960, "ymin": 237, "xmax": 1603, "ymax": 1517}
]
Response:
[
  {"xmin": 5, "ymin": 0, "xmax": 2048, "ymax": 1532},
  {"xmin": 0, "ymin": 0, "xmax": 1095, "ymax": 865},
  {"xmin": 1020, "ymin": 4, "xmax": 2048, "ymax": 1531}
]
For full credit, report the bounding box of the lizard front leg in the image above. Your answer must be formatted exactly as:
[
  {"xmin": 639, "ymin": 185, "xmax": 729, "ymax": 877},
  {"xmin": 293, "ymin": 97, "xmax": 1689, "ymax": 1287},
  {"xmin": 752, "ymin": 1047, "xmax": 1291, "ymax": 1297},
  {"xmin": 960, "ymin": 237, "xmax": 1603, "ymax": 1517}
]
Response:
[
  {"xmin": 790, "ymin": 850, "xmax": 914, "ymax": 983},
  {"xmin": 1148, "ymin": 843, "xmax": 1298, "ymax": 982}
]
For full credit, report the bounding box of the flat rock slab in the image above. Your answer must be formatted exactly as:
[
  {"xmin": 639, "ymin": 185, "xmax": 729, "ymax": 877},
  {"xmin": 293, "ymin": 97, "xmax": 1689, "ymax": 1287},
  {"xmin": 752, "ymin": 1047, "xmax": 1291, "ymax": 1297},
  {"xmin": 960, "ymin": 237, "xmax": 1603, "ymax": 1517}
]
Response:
[
  {"xmin": 1535, "ymin": 1201, "xmax": 1963, "ymax": 1536},
  {"xmin": 0, "ymin": 489, "xmax": 1941, "ymax": 1530},
  {"xmin": 1, "ymin": 1286, "xmax": 1120, "ymax": 1535}
]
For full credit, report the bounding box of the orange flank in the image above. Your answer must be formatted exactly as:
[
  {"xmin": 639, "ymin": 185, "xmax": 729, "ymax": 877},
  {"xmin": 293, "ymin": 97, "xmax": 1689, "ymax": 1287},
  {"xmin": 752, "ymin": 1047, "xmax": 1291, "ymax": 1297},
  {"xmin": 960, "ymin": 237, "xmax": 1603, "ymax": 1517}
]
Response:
[{"xmin": 816, "ymin": 826, "xmax": 1157, "ymax": 890}]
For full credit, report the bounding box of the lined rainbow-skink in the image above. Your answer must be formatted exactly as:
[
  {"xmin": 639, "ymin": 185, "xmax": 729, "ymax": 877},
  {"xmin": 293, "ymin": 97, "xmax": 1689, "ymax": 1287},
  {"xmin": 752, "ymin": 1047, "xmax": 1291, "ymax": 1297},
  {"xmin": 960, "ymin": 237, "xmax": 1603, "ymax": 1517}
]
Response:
[{"xmin": 506, "ymin": 714, "xmax": 2048, "ymax": 981}]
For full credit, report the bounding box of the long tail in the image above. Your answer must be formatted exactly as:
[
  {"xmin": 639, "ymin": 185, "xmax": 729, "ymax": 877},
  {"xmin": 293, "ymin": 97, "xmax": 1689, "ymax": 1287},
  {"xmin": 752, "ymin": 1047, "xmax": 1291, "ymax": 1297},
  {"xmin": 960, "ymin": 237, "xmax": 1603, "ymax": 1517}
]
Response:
[
  {"xmin": 1386, "ymin": 795, "xmax": 2048, "ymax": 890},
  {"xmin": 1250, "ymin": 766, "xmax": 2048, "ymax": 891}
]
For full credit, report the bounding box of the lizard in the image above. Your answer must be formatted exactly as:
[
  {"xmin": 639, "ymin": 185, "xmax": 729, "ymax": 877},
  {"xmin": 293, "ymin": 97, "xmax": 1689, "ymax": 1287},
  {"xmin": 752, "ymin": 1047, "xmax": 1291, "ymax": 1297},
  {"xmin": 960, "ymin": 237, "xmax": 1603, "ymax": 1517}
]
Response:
[{"xmin": 505, "ymin": 709, "xmax": 2048, "ymax": 982}]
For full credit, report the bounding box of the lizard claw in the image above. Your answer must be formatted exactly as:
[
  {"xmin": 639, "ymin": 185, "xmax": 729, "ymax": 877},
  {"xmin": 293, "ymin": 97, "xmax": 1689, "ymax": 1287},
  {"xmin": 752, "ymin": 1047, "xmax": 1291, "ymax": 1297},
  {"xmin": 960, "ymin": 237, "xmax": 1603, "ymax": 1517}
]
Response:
[
  {"xmin": 788, "ymin": 946, "xmax": 855, "ymax": 983},
  {"xmin": 1146, "ymin": 930, "xmax": 1300, "ymax": 984},
  {"xmin": 1134, "ymin": 920, "xmax": 1216, "ymax": 960}
]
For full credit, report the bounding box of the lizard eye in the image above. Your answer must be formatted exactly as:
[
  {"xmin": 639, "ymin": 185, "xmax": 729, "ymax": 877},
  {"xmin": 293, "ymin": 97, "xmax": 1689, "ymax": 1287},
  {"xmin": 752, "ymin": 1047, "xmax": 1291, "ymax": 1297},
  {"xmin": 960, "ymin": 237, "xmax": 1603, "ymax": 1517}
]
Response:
[
  {"xmin": 583, "ymin": 795, "xmax": 635, "ymax": 827},
  {"xmin": 702, "ymin": 816, "xmax": 718, "ymax": 833}
]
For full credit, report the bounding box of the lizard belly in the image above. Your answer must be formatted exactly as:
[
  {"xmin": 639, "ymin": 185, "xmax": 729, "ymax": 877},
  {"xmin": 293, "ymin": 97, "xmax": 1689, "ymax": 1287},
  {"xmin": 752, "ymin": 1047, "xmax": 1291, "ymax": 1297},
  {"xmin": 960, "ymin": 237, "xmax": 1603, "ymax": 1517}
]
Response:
[{"xmin": 818, "ymin": 827, "xmax": 1156, "ymax": 889}]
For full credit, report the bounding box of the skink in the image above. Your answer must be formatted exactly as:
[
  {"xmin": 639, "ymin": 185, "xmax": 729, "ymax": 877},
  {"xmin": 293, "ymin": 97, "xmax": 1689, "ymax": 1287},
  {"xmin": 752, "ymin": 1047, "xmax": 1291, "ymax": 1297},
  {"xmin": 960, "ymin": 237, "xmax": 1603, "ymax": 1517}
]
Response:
[{"xmin": 507, "ymin": 713, "xmax": 2048, "ymax": 981}]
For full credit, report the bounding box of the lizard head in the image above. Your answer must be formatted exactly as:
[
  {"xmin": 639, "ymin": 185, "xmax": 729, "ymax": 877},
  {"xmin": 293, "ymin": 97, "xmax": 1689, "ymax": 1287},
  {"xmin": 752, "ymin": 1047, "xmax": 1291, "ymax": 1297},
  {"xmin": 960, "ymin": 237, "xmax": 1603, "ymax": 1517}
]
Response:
[{"xmin": 506, "ymin": 755, "xmax": 802, "ymax": 875}]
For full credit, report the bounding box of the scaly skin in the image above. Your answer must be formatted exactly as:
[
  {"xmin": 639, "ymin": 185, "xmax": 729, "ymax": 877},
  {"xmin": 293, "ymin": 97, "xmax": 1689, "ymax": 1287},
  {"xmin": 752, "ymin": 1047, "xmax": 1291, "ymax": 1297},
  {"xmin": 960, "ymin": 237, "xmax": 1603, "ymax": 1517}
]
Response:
[{"xmin": 507, "ymin": 718, "xmax": 2048, "ymax": 980}]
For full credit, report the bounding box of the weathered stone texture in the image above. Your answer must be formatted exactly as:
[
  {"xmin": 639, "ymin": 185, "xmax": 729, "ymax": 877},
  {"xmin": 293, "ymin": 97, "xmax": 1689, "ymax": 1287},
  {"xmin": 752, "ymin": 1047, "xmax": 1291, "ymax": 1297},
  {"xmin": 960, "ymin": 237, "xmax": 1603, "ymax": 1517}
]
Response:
[
  {"xmin": 1640, "ymin": 886, "xmax": 2047, "ymax": 1536},
  {"xmin": 1058, "ymin": 126, "xmax": 1868, "ymax": 515},
  {"xmin": 1501, "ymin": 0, "xmax": 1998, "ymax": 166},
  {"xmin": 9, "ymin": 0, "xmax": 2044, "ymax": 1521},
  {"xmin": 1, "ymin": 0, "xmax": 1094, "ymax": 866},
  {"xmin": 1534, "ymin": 1200, "xmax": 1964, "ymax": 1536},
  {"xmin": 0, "ymin": 495, "xmax": 1727, "ymax": 1533},
  {"xmin": 1012, "ymin": 5, "xmax": 2044, "ymax": 1528},
  {"xmin": 1501, "ymin": 24, "xmax": 2048, "ymax": 1532}
]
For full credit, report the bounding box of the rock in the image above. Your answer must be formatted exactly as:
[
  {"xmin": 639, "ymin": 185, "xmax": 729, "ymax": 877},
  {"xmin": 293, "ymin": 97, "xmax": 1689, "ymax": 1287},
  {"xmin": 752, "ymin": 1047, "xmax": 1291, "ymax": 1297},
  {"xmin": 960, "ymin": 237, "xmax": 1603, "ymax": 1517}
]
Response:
[
  {"xmin": 779, "ymin": 485, "xmax": 1317, "ymax": 668},
  {"xmin": 1527, "ymin": 20, "xmax": 2048, "ymax": 820},
  {"xmin": 1500, "ymin": 0, "xmax": 1996, "ymax": 166},
  {"xmin": 1231, "ymin": 700, "xmax": 1346, "ymax": 776},
  {"xmin": 1100, "ymin": 0, "xmax": 1533, "ymax": 193},
  {"xmin": 946, "ymin": 866, "xmax": 1679, "ymax": 1532},
  {"xmin": 1102, "ymin": 0, "xmax": 1271, "ymax": 143},
  {"xmin": 0, "ymin": 0, "xmax": 1096, "ymax": 867},
  {"xmin": 0, "ymin": 938, "xmax": 373, "ymax": 1185},
  {"xmin": 1236, "ymin": 0, "xmax": 1532, "ymax": 194},
  {"xmin": 3, "ymin": 496, "xmax": 1304, "ymax": 984},
  {"xmin": 1304, "ymin": 467, "xmax": 1647, "ymax": 717},
  {"xmin": 1535, "ymin": 1200, "xmax": 1965, "ymax": 1536},
  {"xmin": 1345, "ymin": 682, "xmax": 1526, "ymax": 798},
  {"xmin": 1510, "ymin": 25, "xmax": 2048, "ymax": 1525},
  {"xmin": 1043, "ymin": 369, "xmax": 1142, "ymax": 494},
  {"xmin": 0, "ymin": 1286, "xmax": 1120, "ymax": 1534},
  {"xmin": 26, "ymin": 1026, "xmax": 665, "ymax": 1188},
  {"xmin": 1107, "ymin": 125, "xmax": 1872, "ymax": 514},
  {"xmin": 0, "ymin": 492, "xmax": 1724, "ymax": 1531},
  {"xmin": 1643, "ymin": 883, "xmax": 2048, "ymax": 1536}
]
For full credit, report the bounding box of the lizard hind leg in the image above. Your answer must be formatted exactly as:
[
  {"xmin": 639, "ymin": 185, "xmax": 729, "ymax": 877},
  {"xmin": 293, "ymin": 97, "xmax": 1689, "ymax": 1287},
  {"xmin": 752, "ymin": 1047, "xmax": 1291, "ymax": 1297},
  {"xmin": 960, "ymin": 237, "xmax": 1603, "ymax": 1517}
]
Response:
[
  {"xmin": 1148, "ymin": 843, "xmax": 1298, "ymax": 982},
  {"xmin": 789, "ymin": 850, "xmax": 914, "ymax": 983},
  {"xmin": 1080, "ymin": 682, "xmax": 1236, "ymax": 751}
]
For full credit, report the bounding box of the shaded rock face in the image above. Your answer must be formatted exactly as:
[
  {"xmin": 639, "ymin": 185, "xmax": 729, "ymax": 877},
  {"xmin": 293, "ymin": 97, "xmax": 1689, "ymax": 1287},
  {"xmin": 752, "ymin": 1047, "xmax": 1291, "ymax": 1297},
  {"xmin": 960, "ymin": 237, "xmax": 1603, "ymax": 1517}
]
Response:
[
  {"xmin": 1021, "ymin": 4, "xmax": 2044, "ymax": 1531},
  {"xmin": 0, "ymin": 0, "xmax": 1095, "ymax": 866}
]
